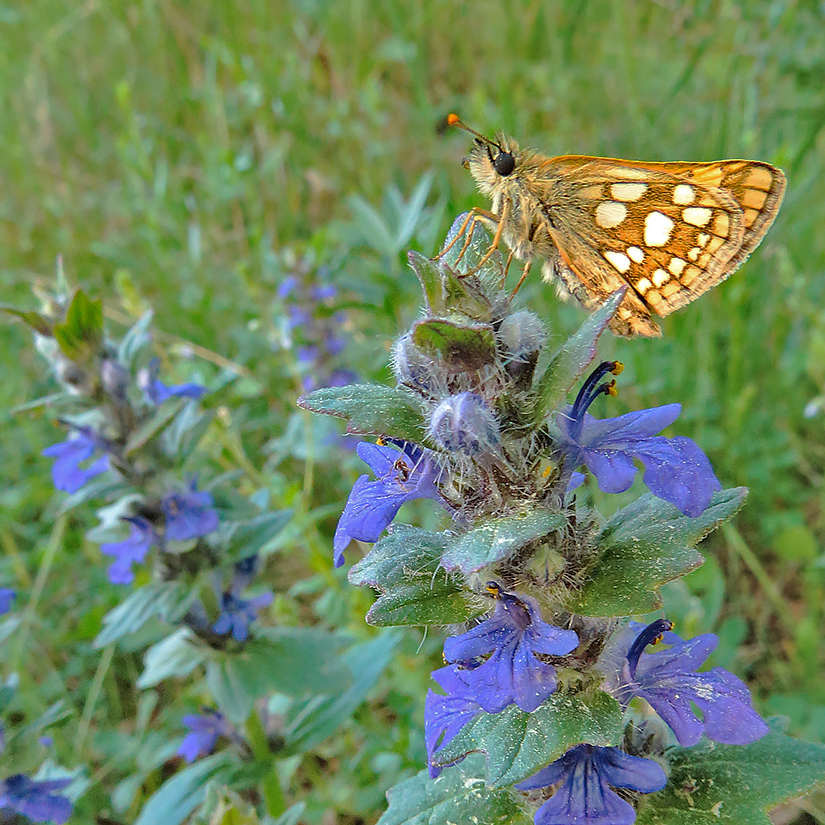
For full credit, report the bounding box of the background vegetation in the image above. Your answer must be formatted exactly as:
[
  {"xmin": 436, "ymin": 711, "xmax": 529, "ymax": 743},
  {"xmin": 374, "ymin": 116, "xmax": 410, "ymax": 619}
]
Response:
[{"xmin": 1, "ymin": 1, "xmax": 824, "ymax": 822}]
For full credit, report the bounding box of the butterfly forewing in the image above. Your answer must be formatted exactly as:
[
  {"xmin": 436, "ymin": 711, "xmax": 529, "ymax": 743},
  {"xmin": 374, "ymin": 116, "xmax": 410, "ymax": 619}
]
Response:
[{"xmin": 532, "ymin": 157, "xmax": 785, "ymax": 333}]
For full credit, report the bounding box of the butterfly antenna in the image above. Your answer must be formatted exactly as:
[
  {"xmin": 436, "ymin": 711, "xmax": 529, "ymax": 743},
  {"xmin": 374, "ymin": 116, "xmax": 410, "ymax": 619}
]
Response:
[{"xmin": 447, "ymin": 114, "xmax": 502, "ymax": 150}]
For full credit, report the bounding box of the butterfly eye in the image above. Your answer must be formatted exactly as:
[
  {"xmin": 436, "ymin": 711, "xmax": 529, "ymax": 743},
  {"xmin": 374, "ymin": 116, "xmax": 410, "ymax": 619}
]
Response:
[{"xmin": 494, "ymin": 152, "xmax": 516, "ymax": 176}]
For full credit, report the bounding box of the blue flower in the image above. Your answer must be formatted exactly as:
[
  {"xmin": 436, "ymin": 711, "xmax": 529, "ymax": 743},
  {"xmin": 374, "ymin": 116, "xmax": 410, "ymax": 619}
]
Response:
[
  {"xmin": 42, "ymin": 428, "xmax": 109, "ymax": 493},
  {"xmin": 442, "ymin": 583, "xmax": 579, "ymax": 713},
  {"xmin": 424, "ymin": 666, "xmax": 484, "ymax": 778},
  {"xmin": 178, "ymin": 710, "xmax": 231, "ymax": 762},
  {"xmin": 100, "ymin": 517, "xmax": 154, "ymax": 585},
  {"xmin": 139, "ymin": 357, "xmax": 207, "ymax": 405},
  {"xmin": 516, "ymin": 743, "xmax": 667, "ymax": 825},
  {"xmin": 605, "ymin": 619, "xmax": 769, "ymax": 747},
  {"xmin": 0, "ymin": 774, "xmax": 73, "ymax": 824},
  {"xmin": 0, "ymin": 589, "xmax": 15, "ymax": 616},
  {"xmin": 162, "ymin": 481, "xmax": 219, "ymax": 541},
  {"xmin": 212, "ymin": 590, "xmax": 274, "ymax": 642},
  {"xmin": 333, "ymin": 441, "xmax": 444, "ymax": 568},
  {"xmin": 557, "ymin": 361, "xmax": 721, "ymax": 517}
]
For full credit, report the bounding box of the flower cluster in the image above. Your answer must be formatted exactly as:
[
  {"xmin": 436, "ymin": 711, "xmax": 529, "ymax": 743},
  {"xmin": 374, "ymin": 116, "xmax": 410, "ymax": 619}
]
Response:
[
  {"xmin": 33, "ymin": 295, "xmax": 277, "ymax": 645},
  {"xmin": 275, "ymin": 255, "xmax": 356, "ymax": 392},
  {"xmin": 426, "ymin": 583, "xmax": 579, "ymax": 775},
  {"xmin": 0, "ymin": 774, "xmax": 73, "ymax": 824},
  {"xmin": 300, "ymin": 221, "xmax": 770, "ymax": 825}
]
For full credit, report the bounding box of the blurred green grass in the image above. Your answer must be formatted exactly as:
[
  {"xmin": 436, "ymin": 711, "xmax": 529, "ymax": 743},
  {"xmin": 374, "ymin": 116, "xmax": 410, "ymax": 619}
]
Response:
[{"xmin": 1, "ymin": 1, "xmax": 825, "ymax": 820}]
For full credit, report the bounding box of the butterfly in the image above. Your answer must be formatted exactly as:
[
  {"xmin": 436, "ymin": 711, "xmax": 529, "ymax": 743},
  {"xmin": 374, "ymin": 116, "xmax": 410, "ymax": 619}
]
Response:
[{"xmin": 446, "ymin": 115, "xmax": 786, "ymax": 336}]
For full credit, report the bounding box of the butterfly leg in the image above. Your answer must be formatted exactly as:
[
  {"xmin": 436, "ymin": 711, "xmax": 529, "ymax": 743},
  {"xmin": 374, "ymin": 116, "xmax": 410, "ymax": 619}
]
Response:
[
  {"xmin": 458, "ymin": 198, "xmax": 511, "ymax": 276},
  {"xmin": 436, "ymin": 207, "xmax": 501, "ymax": 264},
  {"xmin": 499, "ymin": 249, "xmax": 515, "ymax": 288},
  {"xmin": 509, "ymin": 260, "xmax": 533, "ymax": 300}
]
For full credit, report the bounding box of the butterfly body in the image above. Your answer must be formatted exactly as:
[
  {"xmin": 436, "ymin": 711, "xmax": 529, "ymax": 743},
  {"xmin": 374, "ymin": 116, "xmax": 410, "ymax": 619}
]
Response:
[{"xmin": 457, "ymin": 120, "xmax": 786, "ymax": 337}]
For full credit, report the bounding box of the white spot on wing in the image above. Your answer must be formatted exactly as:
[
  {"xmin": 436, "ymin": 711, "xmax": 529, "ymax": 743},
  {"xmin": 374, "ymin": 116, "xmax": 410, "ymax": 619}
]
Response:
[
  {"xmin": 603, "ymin": 250, "xmax": 631, "ymax": 273},
  {"xmin": 636, "ymin": 277, "xmax": 652, "ymax": 293},
  {"xmin": 595, "ymin": 201, "xmax": 627, "ymax": 229},
  {"xmin": 611, "ymin": 182, "xmax": 648, "ymax": 201},
  {"xmin": 626, "ymin": 245, "xmax": 644, "ymax": 263},
  {"xmin": 683, "ymin": 206, "xmax": 713, "ymax": 226},
  {"xmin": 652, "ymin": 268, "xmax": 669, "ymax": 287},
  {"xmin": 669, "ymin": 257, "xmax": 686, "ymax": 276},
  {"xmin": 645, "ymin": 211, "xmax": 674, "ymax": 246},
  {"xmin": 673, "ymin": 184, "xmax": 695, "ymax": 205}
]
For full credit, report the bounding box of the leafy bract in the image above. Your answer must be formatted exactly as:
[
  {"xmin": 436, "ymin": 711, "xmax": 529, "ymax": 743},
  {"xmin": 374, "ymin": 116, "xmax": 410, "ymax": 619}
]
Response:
[
  {"xmin": 378, "ymin": 754, "xmax": 523, "ymax": 825},
  {"xmin": 532, "ymin": 288, "xmax": 626, "ymax": 421},
  {"xmin": 53, "ymin": 289, "xmax": 104, "ymax": 362},
  {"xmin": 348, "ymin": 525, "xmax": 478, "ymax": 626},
  {"xmin": 441, "ymin": 510, "xmax": 566, "ymax": 574},
  {"xmin": 566, "ymin": 487, "xmax": 747, "ymax": 616},
  {"xmin": 433, "ymin": 689, "xmax": 623, "ymax": 788},
  {"xmin": 297, "ymin": 384, "xmax": 426, "ymax": 444},
  {"xmin": 411, "ymin": 319, "xmax": 497, "ymax": 373},
  {"xmin": 636, "ymin": 722, "xmax": 825, "ymax": 825}
]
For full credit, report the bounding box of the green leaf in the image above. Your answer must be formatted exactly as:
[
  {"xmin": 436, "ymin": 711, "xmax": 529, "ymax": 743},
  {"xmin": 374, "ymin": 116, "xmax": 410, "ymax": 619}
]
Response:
[
  {"xmin": 434, "ymin": 689, "xmax": 623, "ymax": 788},
  {"xmin": 162, "ymin": 402, "xmax": 214, "ymax": 458},
  {"xmin": 411, "ymin": 319, "xmax": 497, "ymax": 372},
  {"xmin": 95, "ymin": 582, "xmax": 192, "ymax": 648},
  {"xmin": 285, "ymin": 631, "xmax": 400, "ymax": 750},
  {"xmin": 137, "ymin": 629, "xmax": 206, "ymax": 688},
  {"xmin": 378, "ymin": 754, "xmax": 524, "ymax": 825},
  {"xmin": 134, "ymin": 753, "xmax": 236, "ymax": 825},
  {"xmin": 0, "ymin": 304, "xmax": 53, "ymax": 335},
  {"xmin": 349, "ymin": 526, "xmax": 478, "ymax": 626},
  {"xmin": 636, "ymin": 722, "xmax": 825, "ymax": 825},
  {"xmin": 117, "ymin": 310, "xmax": 154, "ymax": 367},
  {"xmin": 442, "ymin": 510, "xmax": 566, "ymax": 574},
  {"xmin": 297, "ymin": 384, "xmax": 426, "ymax": 443},
  {"xmin": 206, "ymin": 628, "xmax": 351, "ymax": 724},
  {"xmin": 532, "ymin": 288, "xmax": 626, "ymax": 420},
  {"xmin": 408, "ymin": 251, "xmax": 444, "ymax": 315},
  {"xmin": 125, "ymin": 398, "xmax": 187, "ymax": 455},
  {"xmin": 221, "ymin": 510, "xmax": 293, "ymax": 561},
  {"xmin": 53, "ymin": 289, "xmax": 104, "ymax": 361},
  {"xmin": 567, "ymin": 487, "xmax": 747, "ymax": 616}
]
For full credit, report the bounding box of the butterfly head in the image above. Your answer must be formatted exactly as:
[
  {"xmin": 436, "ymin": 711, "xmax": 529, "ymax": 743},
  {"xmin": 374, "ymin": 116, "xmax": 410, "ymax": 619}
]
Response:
[{"xmin": 448, "ymin": 114, "xmax": 521, "ymax": 198}]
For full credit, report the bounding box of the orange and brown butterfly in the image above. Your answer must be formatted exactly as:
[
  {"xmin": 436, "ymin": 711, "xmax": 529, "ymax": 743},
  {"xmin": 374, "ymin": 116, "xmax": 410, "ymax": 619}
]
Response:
[{"xmin": 446, "ymin": 114, "xmax": 786, "ymax": 337}]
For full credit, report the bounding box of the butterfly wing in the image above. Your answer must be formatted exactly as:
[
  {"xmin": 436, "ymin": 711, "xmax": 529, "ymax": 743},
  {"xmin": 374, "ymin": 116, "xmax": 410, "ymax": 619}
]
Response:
[{"xmin": 527, "ymin": 155, "xmax": 785, "ymax": 336}]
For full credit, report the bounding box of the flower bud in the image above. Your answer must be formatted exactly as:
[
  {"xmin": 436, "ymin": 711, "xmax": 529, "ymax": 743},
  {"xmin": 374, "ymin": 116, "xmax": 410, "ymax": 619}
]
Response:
[
  {"xmin": 101, "ymin": 358, "xmax": 130, "ymax": 402},
  {"xmin": 429, "ymin": 392, "xmax": 501, "ymax": 457},
  {"xmin": 393, "ymin": 334, "xmax": 436, "ymax": 393},
  {"xmin": 497, "ymin": 310, "xmax": 545, "ymax": 385},
  {"xmin": 55, "ymin": 359, "xmax": 92, "ymax": 395}
]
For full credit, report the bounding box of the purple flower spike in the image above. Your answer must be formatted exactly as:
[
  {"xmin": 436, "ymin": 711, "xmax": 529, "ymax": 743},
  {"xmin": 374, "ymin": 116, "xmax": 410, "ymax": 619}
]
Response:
[
  {"xmin": 0, "ymin": 774, "xmax": 73, "ymax": 824},
  {"xmin": 557, "ymin": 361, "xmax": 721, "ymax": 517},
  {"xmin": 607, "ymin": 619, "xmax": 769, "ymax": 747},
  {"xmin": 212, "ymin": 590, "xmax": 274, "ymax": 642},
  {"xmin": 178, "ymin": 710, "xmax": 231, "ymax": 762},
  {"xmin": 332, "ymin": 441, "xmax": 444, "ymax": 568},
  {"xmin": 516, "ymin": 743, "xmax": 667, "ymax": 825},
  {"xmin": 443, "ymin": 583, "xmax": 579, "ymax": 713},
  {"xmin": 139, "ymin": 357, "xmax": 207, "ymax": 405},
  {"xmin": 424, "ymin": 666, "xmax": 484, "ymax": 778},
  {"xmin": 100, "ymin": 517, "xmax": 154, "ymax": 585},
  {"xmin": 0, "ymin": 589, "xmax": 15, "ymax": 616},
  {"xmin": 162, "ymin": 481, "xmax": 219, "ymax": 541},
  {"xmin": 42, "ymin": 428, "xmax": 109, "ymax": 493}
]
